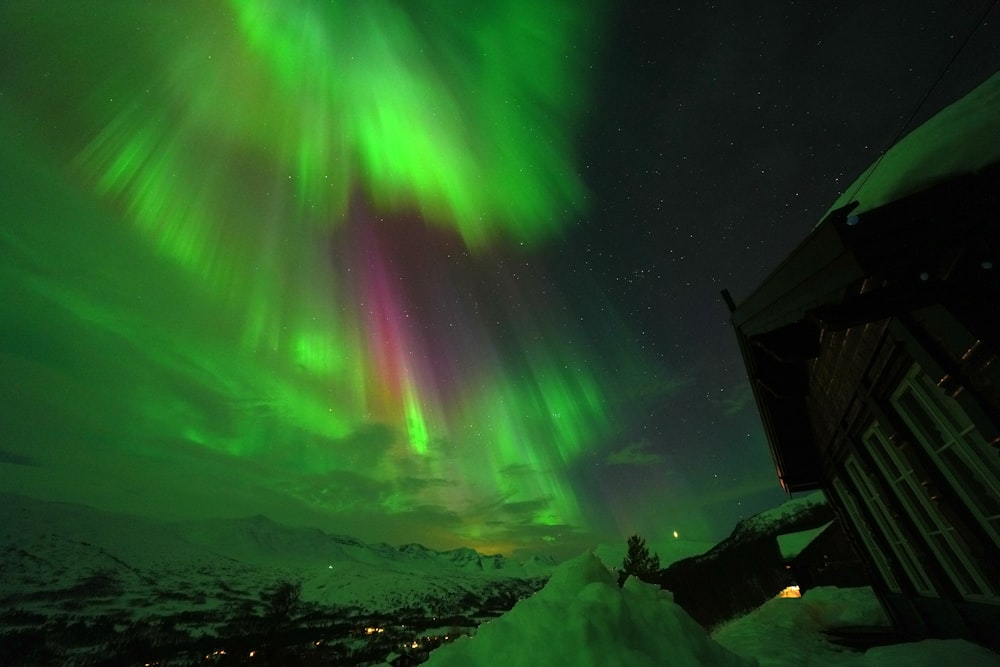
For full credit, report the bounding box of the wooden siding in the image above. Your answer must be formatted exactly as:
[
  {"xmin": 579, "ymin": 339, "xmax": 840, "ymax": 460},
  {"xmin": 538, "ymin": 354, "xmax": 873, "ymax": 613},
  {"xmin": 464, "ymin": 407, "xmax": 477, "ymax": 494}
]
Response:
[{"xmin": 806, "ymin": 317, "xmax": 889, "ymax": 457}]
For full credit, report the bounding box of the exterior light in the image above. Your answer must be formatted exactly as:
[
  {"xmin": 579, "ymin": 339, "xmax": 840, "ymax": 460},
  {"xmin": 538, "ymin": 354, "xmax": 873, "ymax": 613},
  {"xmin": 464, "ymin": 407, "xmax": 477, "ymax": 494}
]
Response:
[{"xmin": 776, "ymin": 585, "xmax": 801, "ymax": 598}]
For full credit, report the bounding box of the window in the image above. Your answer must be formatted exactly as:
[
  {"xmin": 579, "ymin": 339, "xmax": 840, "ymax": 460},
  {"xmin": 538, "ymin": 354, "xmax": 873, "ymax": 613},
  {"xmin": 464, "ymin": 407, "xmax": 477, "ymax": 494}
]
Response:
[
  {"xmin": 843, "ymin": 455, "xmax": 937, "ymax": 596},
  {"xmin": 863, "ymin": 422, "xmax": 995, "ymax": 601},
  {"xmin": 831, "ymin": 476, "xmax": 902, "ymax": 593},
  {"xmin": 891, "ymin": 364, "xmax": 1000, "ymax": 551}
]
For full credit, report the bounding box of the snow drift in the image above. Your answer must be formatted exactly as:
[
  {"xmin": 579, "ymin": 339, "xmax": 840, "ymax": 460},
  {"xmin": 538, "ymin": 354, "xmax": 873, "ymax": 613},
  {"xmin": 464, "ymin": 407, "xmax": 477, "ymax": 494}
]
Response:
[{"xmin": 424, "ymin": 551, "xmax": 755, "ymax": 667}]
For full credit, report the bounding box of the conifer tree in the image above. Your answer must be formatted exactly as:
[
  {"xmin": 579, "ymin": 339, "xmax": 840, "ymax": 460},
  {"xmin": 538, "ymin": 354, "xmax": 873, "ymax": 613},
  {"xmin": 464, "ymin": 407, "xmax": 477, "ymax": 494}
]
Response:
[{"xmin": 620, "ymin": 534, "xmax": 660, "ymax": 586}]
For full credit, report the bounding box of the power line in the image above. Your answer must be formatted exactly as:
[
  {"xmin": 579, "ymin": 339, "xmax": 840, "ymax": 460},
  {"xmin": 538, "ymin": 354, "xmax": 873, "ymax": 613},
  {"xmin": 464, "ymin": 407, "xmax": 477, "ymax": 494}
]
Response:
[{"xmin": 845, "ymin": 0, "xmax": 1000, "ymax": 203}]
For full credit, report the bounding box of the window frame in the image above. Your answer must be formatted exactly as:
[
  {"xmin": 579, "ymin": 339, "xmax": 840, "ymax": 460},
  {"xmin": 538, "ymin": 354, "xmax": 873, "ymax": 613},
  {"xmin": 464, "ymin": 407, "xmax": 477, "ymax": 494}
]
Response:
[
  {"xmin": 890, "ymin": 364, "xmax": 1000, "ymax": 551},
  {"xmin": 842, "ymin": 453, "xmax": 937, "ymax": 597},
  {"xmin": 862, "ymin": 421, "xmax": 996, "ymax": 601}
]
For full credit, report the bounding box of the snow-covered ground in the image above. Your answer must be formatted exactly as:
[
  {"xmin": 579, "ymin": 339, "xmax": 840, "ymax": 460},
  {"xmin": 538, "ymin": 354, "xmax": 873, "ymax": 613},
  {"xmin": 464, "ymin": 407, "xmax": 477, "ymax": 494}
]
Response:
[
  {"xmin": 423, "ymin": 552, "xmax": 1000, "ymax": 667},
  {"xmin": 0, "ymin": 492, "xmax": 550, "ymax": 664},
  {"xmin": 4, "ymin": 491, "xmax": 999, "ymax": 666},
  {"xmin": 718, "ymin": 584, "xmax": 1000, "ymax": 667}
]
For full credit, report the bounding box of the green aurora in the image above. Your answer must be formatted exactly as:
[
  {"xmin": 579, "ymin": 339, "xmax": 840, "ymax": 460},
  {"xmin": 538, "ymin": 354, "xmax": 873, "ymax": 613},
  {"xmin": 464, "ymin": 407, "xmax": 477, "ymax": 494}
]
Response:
[{"xmin": 0, "ymin": 0, "xmax": 710, "ymax": 556}]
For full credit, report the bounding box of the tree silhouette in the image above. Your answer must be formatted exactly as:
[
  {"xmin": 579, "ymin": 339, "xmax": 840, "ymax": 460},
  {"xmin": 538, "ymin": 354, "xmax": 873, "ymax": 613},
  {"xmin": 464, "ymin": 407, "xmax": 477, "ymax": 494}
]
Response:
[
  {"xmin": 620, "ymin": 534, "xmax": 660, "ymax": 586},
  {"xmin": 263, "ymin": 580, "xmax": 301, "ymax": 621}
]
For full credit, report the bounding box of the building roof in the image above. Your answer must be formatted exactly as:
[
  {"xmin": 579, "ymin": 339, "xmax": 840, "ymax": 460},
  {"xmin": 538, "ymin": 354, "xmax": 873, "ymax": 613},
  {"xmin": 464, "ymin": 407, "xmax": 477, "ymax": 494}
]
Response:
[
  {"xmin": 826, "ymin": 70, "xmax": 1000, "ymax": 218},
  {"xmin": 727, "ymin": 68, "xmax": 1000, "ymax": 493},
  {"xmin": 777, "ymin": 521, "xmax": 834, "ymax": 561},
  {"xmin": 728, "ymin": 159, "xmax": 1000, "ymax": 491}
]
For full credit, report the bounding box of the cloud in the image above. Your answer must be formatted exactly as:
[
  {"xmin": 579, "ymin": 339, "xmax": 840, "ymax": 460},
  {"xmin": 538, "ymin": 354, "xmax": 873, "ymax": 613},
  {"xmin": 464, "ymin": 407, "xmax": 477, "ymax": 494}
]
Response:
[
  {"xmin": 274, "ymin": 469, "xmax": 409, "ymax": 515},
  {"xmin": 500, "ymin": 497, "xmax": 556, "ymax": 519},
  {"xmin": 605, "ymin": 440, "xmax": 666, "ymax": 467},
  {"xmin": 499, "ymin": 463, "xmax": 538, "ymax": 477},
  {"xmin": 466, "ymin": 519, "xmax": 596, "ymax": 560},
  {"xmin": 396, "ymin": 475, "xmax": 453, "ymax": 493},
  {"xmin": 0, "ymin": 449, "xmax": 39, "ymax": 466},
  {"xmin": 500, "ymin": 462, "xmax": 560, "ymax": 477},
  {"xmin": 720, "ymin": 382, "xmax": 755, "ymax": 416}
]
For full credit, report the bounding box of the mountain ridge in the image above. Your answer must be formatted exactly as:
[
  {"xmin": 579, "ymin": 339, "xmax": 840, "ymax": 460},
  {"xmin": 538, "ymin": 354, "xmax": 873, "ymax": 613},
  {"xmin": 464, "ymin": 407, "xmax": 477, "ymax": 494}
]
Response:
[
  {"xmin": 0, "ymin": 492, "xmax": 539, "ymax": 570},
  {"xmin": 0, "ymin": 492, "xmax": 552, "ymax": 621}
]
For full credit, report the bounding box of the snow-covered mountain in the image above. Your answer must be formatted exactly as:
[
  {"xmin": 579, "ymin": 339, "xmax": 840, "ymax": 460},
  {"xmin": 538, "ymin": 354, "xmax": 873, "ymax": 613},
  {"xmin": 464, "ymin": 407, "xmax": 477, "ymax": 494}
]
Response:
[
  {"xmin": 0, "ymin": 493, "xmax": 550, "ymax": 665},
  {"xmin": 0, "ymin": 490, "xmax": 856, "ymax": 665}
]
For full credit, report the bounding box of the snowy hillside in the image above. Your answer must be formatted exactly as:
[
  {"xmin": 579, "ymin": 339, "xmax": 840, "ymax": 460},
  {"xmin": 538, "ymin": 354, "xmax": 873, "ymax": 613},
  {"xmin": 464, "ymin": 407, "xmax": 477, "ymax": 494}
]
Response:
[
  {"xmin": 4, "ymin": 492, "xmax": 999, "ymax": 666},
  {"xmin": 0, "ymin": 489, "xmax": 834, "ymax": 665},
  {"xmin": 0, "ymin": 493, "xmax": 550, "ymax": 664}
]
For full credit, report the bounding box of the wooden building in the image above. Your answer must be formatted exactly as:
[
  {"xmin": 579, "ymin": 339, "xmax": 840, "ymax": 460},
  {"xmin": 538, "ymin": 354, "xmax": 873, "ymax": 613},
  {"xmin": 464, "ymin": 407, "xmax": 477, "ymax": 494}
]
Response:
[
  {"xmin": 778, "ymin": 520, "xmax": 871, "ymax": 593},
  {"xmin": 725, "ymin": 159, "xmax": 1000, "ymax": 649}
]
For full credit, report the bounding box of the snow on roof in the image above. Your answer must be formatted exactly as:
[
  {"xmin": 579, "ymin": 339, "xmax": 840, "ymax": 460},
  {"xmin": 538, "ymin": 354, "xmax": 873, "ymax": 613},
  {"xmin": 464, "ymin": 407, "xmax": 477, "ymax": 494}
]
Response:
[
  {"xmin": 828, "ymin": 69, "xmax": 1000, "ymax": 217},
  {"xmin": 777, "ymin": 521, "xmax": 833, "ymax": 560},
  {"xmin": 736, "ymin": 490, "xmax": 827, "ymax": 536}
]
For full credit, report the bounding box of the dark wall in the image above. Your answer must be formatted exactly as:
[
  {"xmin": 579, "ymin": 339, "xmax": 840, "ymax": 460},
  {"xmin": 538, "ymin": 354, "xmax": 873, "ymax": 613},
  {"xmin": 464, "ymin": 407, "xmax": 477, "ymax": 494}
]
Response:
[
  {"xmin": 657, "ymin": 539, "xmax": 791, "ymax": 629},
  {"xmin": 790, "ymin": 521, "xmax": 870, "ymax": 592},
  {"xmin": 655, "ymin": 502, "xmax": 848, "ymax": 629}
]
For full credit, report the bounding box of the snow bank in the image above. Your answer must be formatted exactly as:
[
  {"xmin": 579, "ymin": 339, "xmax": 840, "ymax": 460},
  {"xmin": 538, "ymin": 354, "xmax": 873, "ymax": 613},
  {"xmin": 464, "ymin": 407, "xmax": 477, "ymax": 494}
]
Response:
[
  {"xmin": 714, "ymin": 586, "xmax": 1000, "ymax": 667},
  {"xmin": 713, "ymin": 586, "xmax": 888, "ymax": 666},
  {"xmin": 422, "ymin": 553, "xmax": 1000, "ymax": 667},
  {"xmin": 858, "ymin": 639, "xmax": 1000, "ymax": 667},
  {"xmin": 424, "ymin": 552, "xmax": 756, "ymax": 667},
  {"xmin": 792, "ymin": 586, "xmax": 892, "ymax": 629}
]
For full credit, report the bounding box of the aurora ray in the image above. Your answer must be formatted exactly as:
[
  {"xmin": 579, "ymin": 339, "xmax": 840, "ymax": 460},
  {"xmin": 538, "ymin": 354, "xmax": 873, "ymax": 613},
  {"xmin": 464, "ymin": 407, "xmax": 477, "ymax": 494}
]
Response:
[{"xmin": 0, "ymin": 0, "xmax": 677, "ymax": 556}]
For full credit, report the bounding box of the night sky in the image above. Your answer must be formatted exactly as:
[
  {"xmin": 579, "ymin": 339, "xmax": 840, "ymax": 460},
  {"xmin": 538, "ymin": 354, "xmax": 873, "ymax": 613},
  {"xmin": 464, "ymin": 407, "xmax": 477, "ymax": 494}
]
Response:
[{"xmin": 2, "ymin": 0, "xmax": 999, "ymax": 560}]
